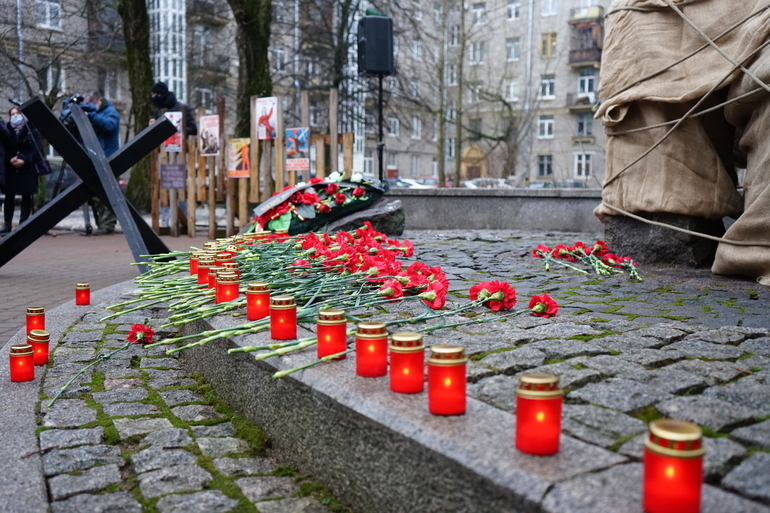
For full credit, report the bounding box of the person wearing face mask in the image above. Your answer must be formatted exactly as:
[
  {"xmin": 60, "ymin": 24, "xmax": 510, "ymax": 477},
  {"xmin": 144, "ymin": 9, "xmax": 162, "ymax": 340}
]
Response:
[
  {"xmin": 0, "ymin": 106, "xmax": 42, "ymax": 234},
  {"xmin": 149, "ymin": 82, "xmax": 197, "ymax": 136}
]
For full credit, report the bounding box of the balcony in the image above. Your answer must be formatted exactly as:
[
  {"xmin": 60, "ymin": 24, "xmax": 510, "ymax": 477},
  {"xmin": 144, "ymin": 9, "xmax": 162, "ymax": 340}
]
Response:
[
  {"xmin": 89, "ymin": 33, "xmax": 125, "ymax": 53},
  {"xmin": 188, "ymin": 0, "xmax": 229, "ymax": 26},
  {"xmin": 569, "ymin": 23, "xmax": 603, "ymax": 68},
  {"xmin": 569, "ymin": 5, "xmax": 604, "ymax": 24},
  {"xmin": 566, "ymin": 92, "xmax": 597, "ymax": 113},
  {"xmin": 568, "ymin": 46, "xmax": 601, "ymax": 67}
]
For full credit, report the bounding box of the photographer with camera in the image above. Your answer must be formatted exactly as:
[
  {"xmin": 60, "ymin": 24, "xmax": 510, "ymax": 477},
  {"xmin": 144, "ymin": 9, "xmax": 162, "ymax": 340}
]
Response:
[
  {"xmin": 81, "ymin": 90, "xmax": 120, "ymax": 235},
  {"xmin": 0, "ymin": 106, "xmax": 42, "ymax": 234}
]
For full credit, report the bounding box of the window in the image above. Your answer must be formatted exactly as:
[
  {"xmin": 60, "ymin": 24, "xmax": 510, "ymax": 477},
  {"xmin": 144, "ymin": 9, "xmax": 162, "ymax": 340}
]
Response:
[
  {"xmin": 99, "ymin": 68, "xmax": 120, "ymax": 101},
  {"xmin": 447, "ymin": 101, "xmax": 456, "ymax": 121},
  {"xmin": 412, "ymin": 39, "xmax": 422, "ymax": 61},
  {"xmin": 577, "ymin": 113, "xmax": 593, "ymax": 136},
  {"xmin": 274, "ymin": 45, "xmax": 286, "ymax": 72},
  {"xmin": 538, "ymin": 155, "xmax": 553, "ymax": 176},
  {"xmin": 503, "ymin": 79, "xmax": 519, "ymax": 102},
  {"xmin": 432, "ymin": 157, "xmax": 438, "ymax": 175},
  {"xmin": 411, "ymin": 116, "xmax": 422, "ymax": 139},
  {"xmin": 274, "ymin": 0, "xmax": 284, "ymax": 22},
  {"xmin": 447, "ymin": 138, "xmax": 456, "ymax": 158},
  {"xmin": 364, "ymin": 150, "xmax": 374, "ymax": 175},
  {"xmin": 40, "ymin": 63, "xmax": 65, "ymax": 95},
  {"xmin": 507, "ymin": 0, "xmax": 520, "ymax": 20},
  {"xmin": 470, "ymin": 82, "xmax": 483, "ymax": 103},
  {"xmin": 393, "ymin": 37, "xmax": 399, "ymax": 57},
  {"xmin": 389, "ymin": 77, "xmax": 400, "ymax": 96},
  {"xmin": 538, "ymin": 115, "xmax": 554, "ymax": 139},
  {"xmin": 387, "ymin": 152, "xmax": 398, "ymax": 168},
  {"xmin": 364, "ymin": 113, "xmax": 375, "ymax": 134},
  {"xmin": 541, "ymin": 33, "xmax": 556, "ymax": 57},
  {"xmin": 432, "ymin": 117, "xmax": 438, "ymax": 141},
  {"xmin": 471, "ymin": 41, "xmax": 485, "ymax": 65},
  {"xmin": 195, "ymin": 88, "xmax": 213, "ymax": 112},
  {"xmin": 448, "ymin": 65, "xmax": 457, "ymax": 86},
  {"xmin": 431, "ymin": 82, "xmax": 438, "ymax": 103},
  {"xmin": 411, "ymin": 155, "xmax": 421, "ymax": 176},
  {"xmin": 413, "ymin": 0, "xmax": 422, "ymax": 19},
  {"xmin": 410, "ymin": 80, "xmax": 420, "ymax": 99},
  {"xmin": 542, "ymin": 0, "xmax": 557, "ymax": 16},
  {"xmin": 36, "ymin": 0, "xmax": 61, "ymax": 29},
  {"xmin": 310, "ymin": 103, "xmax": 319, "ymax": 126},
  {"xmin": 578, "ymin": 69, "xmax": 596, "ymax": 95},
  {"xmin": 307, "ymin": 57, "xmax": 318, "ymax": 80},
  {"xmin": 539, "ymin": 74, "xmax": 555, "ymax": 98},
  {"xmin": 472, "ymin": 3, "xmax": 486, "ymax": 24},
  {"xmin": 449, "ymin": 25, "xmax": 460, "ymax": 46},
  {"xmin": 506, "ymin": 38, "xmax": 520, "ymax": 61},
  {"xmin": 388, "ymin": 117, "xmax": 399, "ymax": 136},
  {"xmin": 575, "ymin": 153, "xmax": 592, "ymax": 177},
  {"xmin": 469, "ymin": 118, "xmax": 482, "ymax": 140},
  {"xmin": 193, "ymin": 25, "xmax": 212, "ymax": 66},
  {"xmin": 434, "ymin": 3, "xmax": 442, "ymax": 23}
]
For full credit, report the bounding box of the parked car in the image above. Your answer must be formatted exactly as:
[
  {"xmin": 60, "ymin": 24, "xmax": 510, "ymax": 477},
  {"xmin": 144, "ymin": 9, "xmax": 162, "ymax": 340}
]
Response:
[
  {"xmin": 555, "ymin": 180, "xmax": 587, "ymax": 188},
  {"xmin": 461, "ymin": 177, "xmax": 512, "ymax": 189},
  {"xmin": 525, "ymin": 182, "xmax": 554, "ymax": 189},
  {"xmin": 388, "ymin": 178, "xmax": 432, "ymax": 189},
  {"xmin": 415, "ymin": 176, "xmax": 454, "ymax": 188}
]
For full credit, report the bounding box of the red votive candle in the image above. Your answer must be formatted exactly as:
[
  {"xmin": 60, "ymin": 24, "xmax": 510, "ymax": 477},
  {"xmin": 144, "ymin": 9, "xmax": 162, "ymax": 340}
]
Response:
[
  {"xmin": 9, "ymin": 344, "xmax": 34, "ymax": 382},
  {"xmin": 216, "ymin": 273, "xmax": 240, "ymax": 304},
  {"xmin": 274, "ymin": 229, "xmax": 290, "ymax": 242},
  {"xmin": 270, "ymin": 296, "xmax": 297, "ymax": 340},
  {"xmin": 75, "ymin": 283, "xmax": 90, "ymax": 305},
  {"xmin": 189, "ymin": 251, "xmax": 202, "ymax": 275},
  {"xmin": 643, "ymin": 419, "xmax": 704, "ymax": 513},
  {"xmin": 222, "ymin": 262, "xmax": 240, "ymax": 278},
  {"xmin": 515, "ymin": 373, "xmax": 563, "ymax": 455},
  {"xmin": 317, "ymin": 309, "xmax": 347, "ymax": 359},
  {"xmin": 28, "ymin": 329, "xmax": 50, "ymax": 366},
  {"xmin": 207, "ymin": 267, "xmax": 220, "ymax": 289},
  {"xmin": 197, "ymin": 258, "xmax": 214, "ymax": 285},
  {"xmin": 389, "ymin": 332, "xmax": 425, "ymax": 394},
  {"xmin": 26, "ymin": 307, "xmax": 45, "ymax": 335},
  {"xmin": 428, "ymin": 345, "xmax": 467, "ymax": 415},
  {"xmin": 215, "ymin": 252, "xmax": 232, "ymax": 267},
  {"xmin": 246, "ymin": 282, "xmax": 270, "ymax": 320},
  {"xmin": 355, "ymin": 322, "xmax": 389, "ymax": 377}
]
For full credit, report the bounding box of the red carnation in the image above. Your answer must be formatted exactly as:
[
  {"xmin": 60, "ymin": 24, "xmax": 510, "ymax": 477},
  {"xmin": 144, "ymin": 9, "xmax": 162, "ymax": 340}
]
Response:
[
  {"xmin": 591, "ymin": 240, "xmax": 609, "ymax": 257},
  {"xmin": 532, "ymin": 244, "xmax": 552, "ymax": 258},
  {"xmin": 528, "ymin": 294, "xmax": 559, "ymax": 318},
  {"xmin": 419, "ymin": 280, "xmax": 448, "ymax": 310},
  {"xmin": 352, "ymin": 187, "xmax": 366, "ymax": 198},
  {"xmin": 379, "ymin": 279, "xmax": 405, "ymax": 300},
  {"xmin": 127, "ymin": 324, "xmax": 155, "ymax": 344},
  {"xmin": 334, "ymin": 192, "xmax": 347, "ymax": 205},
  {"xmin": 469, "ymin": 281, "xmax": 517, "ymax": 311}
]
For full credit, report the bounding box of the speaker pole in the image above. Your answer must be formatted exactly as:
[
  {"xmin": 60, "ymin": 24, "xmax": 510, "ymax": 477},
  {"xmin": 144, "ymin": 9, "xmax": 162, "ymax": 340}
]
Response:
[{"xmin": 377, "ymin": 74, "xmax": 385, "ymax": 186}]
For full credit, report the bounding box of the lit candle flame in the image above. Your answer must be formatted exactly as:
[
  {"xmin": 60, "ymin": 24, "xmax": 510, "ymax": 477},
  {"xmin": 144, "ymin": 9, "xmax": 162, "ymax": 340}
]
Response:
[
  {"xmin": 665, "ymin": 466, "xmax": 675, "ymax": 478},
  {"xmin": 403, "ymin": 368, "xmax": 410, "ymax": 375},
  {"xmin": 444, "ymin": 378, "xmax": 452, "ymax": 386},
  {"xmin": 537, "ymin": 412, "xmax": 545, "ymax": 421}
]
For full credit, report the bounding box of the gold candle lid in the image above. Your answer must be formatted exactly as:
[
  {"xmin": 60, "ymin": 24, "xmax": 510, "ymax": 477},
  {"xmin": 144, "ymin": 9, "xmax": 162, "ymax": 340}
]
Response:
[
  {"xmin": 645, "ymin": 419, "xmax": 705, "ymax": 458},
  {"xmin": 390, "ymin": 332, "xmax": 424, "ymax": 353},
  {"xmin": 270, "ymin": 295, "xmax": 296, "ymax": 309},
  {"xmin": 28, "ymin": 329, "xmax": 50, "ymax": 342},
  {"xmin": 217, "ymin": 273, "xmax": 239, "ymax": 284},
  {"xmin": 427, "ymin": 344, "xmax": 467, "ymax": 365},
  {"xmin": 247, "ymin": 231, "xmax": 272, "ymax": 239},
  {"xmin": 516, "ymin": 373, "xmax": 563, "ymax": 399},
  {"xmin": 10, "ymin": 344, "xmax": 34, "ymax": 356},
  {"xmin": 222, "ymin": 262, "xmax": 239, "ymax": 271},
  {"xmin": 26, "ymin": 307, "xmax": 45, "ymax": 315},
  {"xmin": 355, "ymin": 321, "xmax": 388, "ymax": 339},
  {"xmin": 76, "ymin": 283, "xmax": 90, "ymax": 289},
  {"xmin": 198, "ymin": 258, "xmax": 215, "ymax": 268},
  {"xmin": 215, "ymin": 252, "xmax": 232, "ymax": 263},
  {"xmin": 247, "ymin": 282, "xmax": 269, "ymax": 293},
  {"xmin": 203, "ymin": 241, "xmax": 219, "ymax": 249},
  {"xmin": 318, "ymin": 309, "xmax": 346, "ymax": 325}
]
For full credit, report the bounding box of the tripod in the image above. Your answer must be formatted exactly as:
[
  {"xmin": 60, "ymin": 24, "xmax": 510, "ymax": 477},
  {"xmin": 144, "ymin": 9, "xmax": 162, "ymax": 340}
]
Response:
[{"xmin": 48, "ymin": 159, "xmax": 92, "ymax": 236}]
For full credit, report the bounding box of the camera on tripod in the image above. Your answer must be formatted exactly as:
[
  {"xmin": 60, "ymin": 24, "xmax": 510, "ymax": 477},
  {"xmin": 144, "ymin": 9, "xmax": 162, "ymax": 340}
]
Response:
[{"xmin": 60, "ymin": 94, "xmax": 97, "ymax": 137}]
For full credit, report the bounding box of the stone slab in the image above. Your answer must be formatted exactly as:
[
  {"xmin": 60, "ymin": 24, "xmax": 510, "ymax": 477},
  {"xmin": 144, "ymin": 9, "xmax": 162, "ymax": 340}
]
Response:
[
  {"xmin": 568, "ymin": 378, "xmax": 673, "ymax": 413},
  {"xmin": 478, "ymin": 347, "xmax": 546, "ymax": 374},
  {"xmin": 155, "ymin": 490, "xmax": 240, "ymax": 513},
  {"xmin": 235, "ymin": 476, "xmax": 299, "ymax": 502},
  {"xmin": 731, "ymin": 420, "xmax": 770, "ymax": 449},
  {"xmin": 656, "ymin": 396, "xmax": 755, "ymax": 432},
  {"xmin": 102, "ymin": 402, "xmax": 160, "ymax": 417},
  {"xmin": 113, "ymin": 417, "xmax": 174, "ymax": 439},
  {"xmin": 51, "ymin": 492, "xmax": 142, "ymax": 513},
  {"xmin": 197, "ymin": 437, "xmax": 251, "ymax": 458},
  {"xmin": 91, "ymin": 387, "xmax": 148, "ymax": 405},
  {"xmin": 620, "ymin": 368, "xmax": 709, "ymax": 395},
  {"xmin": 140, "ymin": 357, "xmax": 180, "ymax": 369},
  {"xmin": 144, "ymin": 428, "xmax": 194, "ymax": 448},
  {"xmin": 738, "ymin": 337, "xmax": 770, "ymax": 356},
  {"xmin": 214, "ymin": 457, "xmax": 275, "ymax": 477},
  {"xmin": 255, "ymin": 497, "xmax": 327, "ymax": 513},
  {"xmin": 138, "ymin": 464, "xmax": 212, "ymax": 498},
  {"xmin": 48, "ymin": 463, "xmax": 122, "ymax": 500},
  {"xmin": 594, "ymin": 335, "xmax": 666, "ymax": 352},
  {"xmin": 515, "ymin": 362, "xmax": 604, "ymax": 390},
  {"xmin": 42, "ymin": 445, "xmax": 123, "ymax": 476},
  {"xmin": 703, "ymin": 376, "xmax": 770, "ymax": 417},
  {"xmin": 561, "ymin": 405, "xmax": 647, "ymax": 448},
  {"xmin": 42, "ymin": 404, "xmax": 97, "ymax": 429},
  {"xmin": 39, "ymin": 427, "xmax": 104, "ymax": 450},
  {"xmin": 722, "ymin": 452, "xmax": 770, "ymax": 503},
  {"xmin": 191, "ymin": 423, "xmax": 236, "ymax": 438},
  {"xmin": 159, "ymin": 389, "xmax": 204, "ymax": 406},
  {"xmin": 664, "ymin": 340, "xmax": 744, "ymax": 360},
  {"xmin": 131, "ymin": 446, "xmax": 199, "ymax": 473},
  {"xmin": 684, "ymin": 329, "xmax": 747, "ymax": 345},
  {"xmin": 663, "ymin": 360, "xmax": 745, "ymax": 385},
  {"xmin": 171, "ymin": 405, "xmax": 223, "ymax": 422}
]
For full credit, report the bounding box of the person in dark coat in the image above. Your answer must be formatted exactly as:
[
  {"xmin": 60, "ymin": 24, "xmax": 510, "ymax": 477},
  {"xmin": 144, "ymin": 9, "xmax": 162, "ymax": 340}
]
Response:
[
  {"xmin": 150, "ymin": 82, "xmax": 198, "ymax": 136},
  {"xmin": 82, "ymin": 91, "xmax": 120, "ymax": 234},
  {"xmin": 0, "ymin": 106, "xmax": 42, "ymax": 234}
]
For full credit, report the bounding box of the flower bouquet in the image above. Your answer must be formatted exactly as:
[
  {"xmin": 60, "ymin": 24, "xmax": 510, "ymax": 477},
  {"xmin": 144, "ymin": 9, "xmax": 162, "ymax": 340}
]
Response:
[{"xmin": 250, "ymin": 172, "xmax": 384, "ymax": 235}]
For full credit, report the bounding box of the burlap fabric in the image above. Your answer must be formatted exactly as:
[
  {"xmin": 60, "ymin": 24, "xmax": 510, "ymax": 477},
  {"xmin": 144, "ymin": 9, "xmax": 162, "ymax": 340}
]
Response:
[{"xmin": 596, "ymin": 0, "xmax": 770, "ymax": 282}]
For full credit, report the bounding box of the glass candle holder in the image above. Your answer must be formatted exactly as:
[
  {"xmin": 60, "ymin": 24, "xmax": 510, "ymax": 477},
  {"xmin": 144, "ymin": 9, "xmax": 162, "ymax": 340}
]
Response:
[
  {"xmin": 515, "ymin": 373, "xmax": 563, "ymax": 455},
  {"xmin": 389, "ymin": 332, "xmax": 425, "ymax": 394},
  {"xmin": 26, "ymin": 307, "xmax": 45, "ymax": 335},
  {"xmin": 427, "ymin": 345, "xmax": 467, "ymax": 415},
  {"xmin": 207, "ymin": 268, "xmax": 220, "ymax": 289},
  {"xmin": 246, "ymin": 282, "xmax": 270, "ymax": 321},
  {"xmin": 28, "ymin": 329, "xmax": 50, "ymax": 366},
  {"xmin": 197, "ymin": 258, "xmax": 215, "ymax": 286},
  {"xmin": 317, "ymin": 309, "xmax": 347, "ymax": 359},
  {"xmin": 222, "ymin": 262, "xmax": 240, "ymax": 278},
  {"xmin": 189, "ymin": 251, "xmax": 203, "ymax": 275},
  {"xmin": 270, "ymin": 296, "xmax": 297, "ymax": 340},
  {"xmin": 274, "ymin": 230, "xmax": 290, "ymax": 242},
  {"xmin": 215, "ymin": 252, "xmax": 232, "ymax": 267},
  {"xmin": 643, "ymin": 419, "xmax": 704, "ymax": 513},
  {"xmin": 355, "ymin": 322, "xmax": 389, "ymax": 377},
  {"xmin": 75, "ymin": 283, "xmax": 91, "ymax": 305},
  {"xmin": 216, "ymin": 273, "xmax": 240, "ymax": 304},
  {"xmin": 9, "ymin": 344, "xmax": 34, "ymax": 382},
  {"xmin": 203, "ymin": 241, "xmax": 219, "ymax": 250}
]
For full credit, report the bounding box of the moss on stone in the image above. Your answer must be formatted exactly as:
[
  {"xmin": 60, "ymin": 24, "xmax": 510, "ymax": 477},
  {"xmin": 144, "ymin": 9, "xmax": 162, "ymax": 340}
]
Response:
[
  {"xmin": 607, "ymin": 433, "xmax": 639, "ymax": 453},
  {"xmin": 298, "ymin": 480, "xmax": 354, "ymax": 513},
  {"xmin": 632, "ymin": 405, "xmax": 662, "ymax": 424},
  {"xmin": 231, "ymin": 414, "xmax": 270, "ymax": 455}
]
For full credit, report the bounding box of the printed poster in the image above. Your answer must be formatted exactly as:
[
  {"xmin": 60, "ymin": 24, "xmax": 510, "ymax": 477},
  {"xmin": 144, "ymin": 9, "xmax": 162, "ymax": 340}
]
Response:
[
  {"xmin": 199, "ymin": 115, "xmax": 220, "ymax": 156},
  {"xmin": 227, "ymin": 138, "xmax": 251, "ymax": 178},
  {"xmin": 163, "ymin": 111, "xmax": 183, "ymax": 152},
  {"xmin": 285, "ymin": 127, "xmax": 310, "ymax": 172},
  {"xmin": 160, "ymin": 163, "xmax": 186, "ymax": 189},
  {"xmin": 255, "ymin": 96, "xmax": 278, "ymax": 140}
]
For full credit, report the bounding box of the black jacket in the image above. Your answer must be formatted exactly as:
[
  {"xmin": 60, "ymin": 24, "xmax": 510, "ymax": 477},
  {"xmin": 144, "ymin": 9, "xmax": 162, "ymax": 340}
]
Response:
[
  {"xmin": 153, "ymin": 91, "xmax": 198, "ymax": 136},
  {"xmin": 0, "ymin": 122, "xmax": 42, "ymax": 196}
]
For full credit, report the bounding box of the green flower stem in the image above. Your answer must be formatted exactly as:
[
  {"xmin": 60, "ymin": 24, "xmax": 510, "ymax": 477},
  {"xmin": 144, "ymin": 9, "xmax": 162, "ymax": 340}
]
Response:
[
  {"xmin": 47, "ymin": 343, "xmax": 131, "ymax": 407},
  {"xmin": 272, "ymin": 349, "xmax": 353, "ymax": 378},
  {"xmin": 100, "ymin": 299, "xmax": 165, "ymax": 321}
]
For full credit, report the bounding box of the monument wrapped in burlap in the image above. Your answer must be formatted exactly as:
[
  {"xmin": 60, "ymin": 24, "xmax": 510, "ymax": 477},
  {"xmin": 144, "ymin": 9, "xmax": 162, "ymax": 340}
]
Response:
[{"xmin": 595, "ymin": 0, "xmax": 770, "ymax": 284}]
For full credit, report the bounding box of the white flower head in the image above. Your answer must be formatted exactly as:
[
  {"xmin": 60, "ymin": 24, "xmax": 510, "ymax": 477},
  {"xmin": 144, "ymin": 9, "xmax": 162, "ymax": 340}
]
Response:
[
  {"xmin": 328, "ymin": 171, "xmax": 343, "ymax": 182},
  {"xmin": 296, "ymin": 181, "xmax": 306, "ymax": 188},
  {"xmin": 350, "ymin": 172, "xmax": 364, "ymax": 183}
]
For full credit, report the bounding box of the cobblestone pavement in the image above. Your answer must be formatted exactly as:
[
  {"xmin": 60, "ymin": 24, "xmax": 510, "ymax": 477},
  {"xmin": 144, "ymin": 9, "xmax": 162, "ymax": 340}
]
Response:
[
  {"xmin": 30, "ymin": 229, "xmax": 770, "ymax": 511},
  {"xmin": 38, "ymin": 307, "xmax": 342, "ymax": 512}
]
